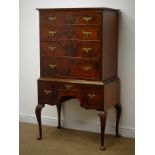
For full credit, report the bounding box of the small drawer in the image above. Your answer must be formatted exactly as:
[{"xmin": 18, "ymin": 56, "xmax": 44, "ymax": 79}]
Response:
[
  {"xmin": 40, "ymin": 26, "xmax": 101, "ymax": 41},
  {"xmin": 70, "ymin": 58, "xmax": 101, "ymax": 80},
  {"xmin": 38, "ymin": 80, "xmax": 56, "ymax": 104},
  {"xmin": 40, "ymin": 11, "xmax": 102, "ymax": 26},
  {"xmin": 57, "ymin": 83, "xmax": 81, "ymax": 92},
  {"xmin": 41, "ymin": 57, "xmax": 70, "ymax": 78},
  {"xmin": 82, "ymin": 85, "xmax": 104, "ymax": 109},
  {"xmin": 41, "ymin": 41, "xmax": 101, "ymax": 58}
]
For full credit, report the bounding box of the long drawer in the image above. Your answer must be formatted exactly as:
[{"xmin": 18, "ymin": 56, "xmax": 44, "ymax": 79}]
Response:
[
  {"xmin": 40, "ymin": 11, "xmax": 102, "ymax": 26},
  {"xmin": 40, "ymin": 41, "xmax": 101, "ymax": 58},
  {"xmin": 41, "ymin": 57, "xmax": 101, "ymax": 80},
  {"xmin": 40, "ymin": 26, "xmax": 101, "ymax": 41}
]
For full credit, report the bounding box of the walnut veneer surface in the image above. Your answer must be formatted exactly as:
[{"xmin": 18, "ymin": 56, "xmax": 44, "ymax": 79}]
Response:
[{"xmin": 35, "ymin": 8, "xmax": 122, "ymax": 150}]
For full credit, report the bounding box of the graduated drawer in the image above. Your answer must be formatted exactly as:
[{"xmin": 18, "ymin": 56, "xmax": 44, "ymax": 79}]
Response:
[
  {"xmin": 38, "ymin": 80, "xmax": 57, "ymax": 104},
  {"xmin": 81, "ymin": 85, "xmax": 104, "ymax": 109},
  {"xmin": 40, "ymin": 11, "xmax": 102, "ymax": 26},
  {"xmin": 41, "ymin": 41, "xmax": 101, "ymax": 58},
  {"xmin": 40, "ymin": 26, "xmax": 101, "ymax": 41},
  {"xmin": 41, "ymin": 57, "xmax": 101, "ymax": 80}
]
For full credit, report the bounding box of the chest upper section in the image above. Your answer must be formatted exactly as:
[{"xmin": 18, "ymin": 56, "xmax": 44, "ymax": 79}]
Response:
[{"xmin": 38, "ymin": 8, "xmax": 119, "ymax": 81}]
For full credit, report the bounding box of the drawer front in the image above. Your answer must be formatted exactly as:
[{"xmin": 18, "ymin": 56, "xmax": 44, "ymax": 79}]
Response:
[
  {"xmin": 38, "ymin": 80, "xmax": 56, "ymax": 104},
  {"xmin": 57, "ymin": 83, "xmax": 81, "ymax": 92},
  {"xmin": 40, "ymin": 11, "xmax": 102, "ymax": 26},
  {"xmin": 40, "ymin": 26, "xmax": 101, "ymax": 41},
  {"xmin": 41, "ymin": 41, "xmax": 101, "ymax": 58},
  {"xmin": 70, "ymin": 58, "xmax": 101, "ymax": 80},
  {"xmin": 82, "ymin": 85, "xmax": 104, "ymax": 109},
  {"xmin": 41, "ymin": 57, "xmax": 70, "ymax": 77}
]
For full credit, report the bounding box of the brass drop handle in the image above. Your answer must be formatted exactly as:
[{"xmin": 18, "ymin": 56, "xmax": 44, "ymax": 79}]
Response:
[
  {"xmin": 49, "ymin": 46, "xmax": 56, "ymax": 51},
  {"xmin": 48, "ymin": 64, "xmax": 56, "ymax": 69},
  {"xmin": 48, "ymin": 30, "xmax": 57, "ymax": 36},
  {"xmin": 65, "ymin": 85, "xmax": 73, "ymax": 90},
  {"xmin": 48, "ymin": 16, "xmax": 56, "ymax": 22},
  {"xmin": 83, "ymin": 66, "xmax": 92, "ymax": 71},
  {"xmin": 83, "ymin": 32, "xmax": 92, "ymax": 38},
  {"xmin": 82, "ymin": 16, "xmax": 93, "ymax": 23},
  {"xmin": 44, "ymin": 90, "xmax": 53, "ymax": 95},
  {"xmin": 83, "ymin": 48, "xmax": 92, "ymax": 53},
  {"xmin": 87, "ymin": 93, "xmax": 96, "ymax": 99}
]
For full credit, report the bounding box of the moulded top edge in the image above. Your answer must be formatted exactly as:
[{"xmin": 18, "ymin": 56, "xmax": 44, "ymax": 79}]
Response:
[
  {"xmin": 38, "ymin": 77, "xmax": 105, "ymax": 86},
  {"xmin": 36, "ymin": 7, "xmax": 120, "ymax": 12}
]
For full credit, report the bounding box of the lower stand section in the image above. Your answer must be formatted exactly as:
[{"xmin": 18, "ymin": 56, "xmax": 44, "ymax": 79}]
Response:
[
  {"xmin": 35, "ymin": 104, "xmax": 45, "ymax": 140},
  {"xmin": 98, "ymin": 111, "xmax": 107, "ymax": 150}
]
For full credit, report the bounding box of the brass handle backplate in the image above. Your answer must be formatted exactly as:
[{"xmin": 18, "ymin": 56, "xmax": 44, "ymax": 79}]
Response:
[
  {"xmin": 48, "ymin": 30, "xmax": 57, "ymax": 36},
  {"xmin": 44, "ymin": 90, "xmax": 53, "ymax": 95},
  {"xmin": 87, "ymin": 93, "xmax": 96, "ymax": 99},
  {"xmin": 83, "ymin": 66, "xmax": 92, "ymax": 71},
  {"xmin": 83, "ymin": 32, "xmax": 92, "ymax": 38},
  {"xmin": 65, "ymin": 85, "xmax": 73, "ymax": 90},
  {"xmin": 83, "ymin": 48, "xmax": 92, "ymax": 53},
  {"xmin": 48, "ymin": 16, "xmax": 56, "ymax": 22},
  {"xmin": 82, "ymin": 17, "xmax": 93, "ymax": 23},
  {"xmin": 48, "ymin": 64, "xmax": 56, "ymax": 69},
  {"xmin": 49, "ymin": 46, "xmax": 56, "ymax": 51}
]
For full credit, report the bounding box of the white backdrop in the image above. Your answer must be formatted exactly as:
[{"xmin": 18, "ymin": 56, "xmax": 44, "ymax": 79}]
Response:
[{"xmin": 19, "ymin": 0, "xmax": 135, "ymax": 137}]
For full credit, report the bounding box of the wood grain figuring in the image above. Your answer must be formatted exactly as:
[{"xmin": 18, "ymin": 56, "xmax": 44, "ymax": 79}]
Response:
[
  {"xmin": 41, "ymin": 56, "xmax": 101, "ymax": 80},
  {"xmin": 41, "ymin": 26, "xmax": 102, "ymax": 41},
  {"xmin": 41, "ymin": 41, "xmax": 101, "ymax": 58},
  {"xmin": 36, "ymin": 8, "xmax": 121, "ymax": 150},
  {"xmin": 40, "ymin": 10, "xmax": 102, "ymax": 26}
]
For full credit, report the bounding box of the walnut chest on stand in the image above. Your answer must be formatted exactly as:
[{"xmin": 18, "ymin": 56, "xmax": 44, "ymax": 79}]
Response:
[{"xmin": 35, "ymin": 8, "xmax": 121, "ymax": 150}]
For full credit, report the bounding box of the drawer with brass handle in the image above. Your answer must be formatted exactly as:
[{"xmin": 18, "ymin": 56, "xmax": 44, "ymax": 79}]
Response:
[
  {"xmin": 41, "ymin": 57, "xmax": 70, "ymax": 77},
  {"xmin": 40, "ymin": 26, "xmax": 101, "ymax": 41},
  {"xmin": 82, "ymin": 85, "xmax": 104, "ymax": 109},
  {"xmin": 44, "ymin": 90, "xmax": 53, "ymax": 95},
  {"xmin": 64, "ymin": 85, "xmax": 73, "ymax": 90},
  {"xmin": 83, "ymin": 66, "xmax": 92, "ymax": 71},
  {"xmin": 38, "ymin": 80, "xmax": 57, "ymax": 104},
  {"xmin": 87, "ymin": 93, "xmax": 96, "ymax": 99},
  {"xmin": 83, "ymin": 47, "xmax": 92, "ymax": 53},
  {"xmin": 70, "ymin": 58, "xmax": 101, "ymax": 80},
  {"xmin": 82, "ymin": 31, "xmax": 92, "ymax": 38},
  {"xmin": 48, "ymin": 16, "xmax": 56, "ymax": 22},
  {"xmin": 48, "ymin": 64, "xmax": 57, "ymax": 69},
  {"xmin": 48, "ymin": 46, "xmax": 57, "ymax": 51},
  {"xmin": 40, "ymin": 11, "xmax": 102, "ymax": 26},
  {"xmin": 41, "ymin": 57, "xmax": 101, "ymax": 80},
  {"xmin": 41, "ymin": 41, "xmax": 101, "ymax": 58},
  {"xmin": 48, "ymin": 30, "xmax": 57, "ymax": 36},
  {"xmin": 58, "ymin": 83, "xmax": 81, "ymax": 92},
  {"xmin": 82, "ymin": 16, "xmax": 93, "ymax": 23}
]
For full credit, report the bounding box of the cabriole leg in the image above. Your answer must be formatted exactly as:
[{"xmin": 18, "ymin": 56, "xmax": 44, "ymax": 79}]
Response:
[
  {"xmin": 35, "ymin": 104, "xmax": 45, "ymax": 140},
  {"xmin": 98, "ymin": 111, "xmax": 107, "ymax": 150},
  {"xmin": 56, "ymin": 102, "xmax": 62, "ymax": 129},
  {"xmin": 115, "ymin": 103, "xmax": 122, "ymax": 137}
]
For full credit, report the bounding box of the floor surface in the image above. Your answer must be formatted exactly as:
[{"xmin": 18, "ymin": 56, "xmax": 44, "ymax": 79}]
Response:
[{"xmin": 19, "ymin": 122, "xmax": 135, "ymax": 155}]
